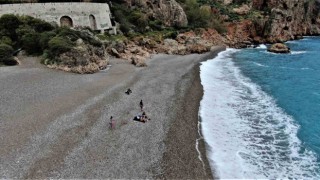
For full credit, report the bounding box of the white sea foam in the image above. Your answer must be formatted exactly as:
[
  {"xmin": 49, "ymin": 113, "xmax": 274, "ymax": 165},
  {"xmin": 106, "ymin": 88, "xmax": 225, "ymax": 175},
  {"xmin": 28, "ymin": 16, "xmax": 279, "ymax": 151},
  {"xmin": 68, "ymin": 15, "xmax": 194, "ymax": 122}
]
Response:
[
  {"xmin": 252, "ymin": 62, "xmax": 269, "ymax": 67},
  {"xmin": 279, "ymin": 66, "xmax": 311, "ymax": 71},
  {"xmin": 256, "ymin": 44, "xmax": 267, "ymax": 49},
  {"xmin": 199, "ymin": 49, "xmax": 320, "ymax": 179},
  {"xmin": 291, "ymin": 51, "xmax": 307, "ymax": 55},
  {"xmin": 286, "ymin": 41, "xmax": 297, "ymax": 44},
  {"xmin": 301, "ymin": 67, "xmax": 311, "ymax": 70}
]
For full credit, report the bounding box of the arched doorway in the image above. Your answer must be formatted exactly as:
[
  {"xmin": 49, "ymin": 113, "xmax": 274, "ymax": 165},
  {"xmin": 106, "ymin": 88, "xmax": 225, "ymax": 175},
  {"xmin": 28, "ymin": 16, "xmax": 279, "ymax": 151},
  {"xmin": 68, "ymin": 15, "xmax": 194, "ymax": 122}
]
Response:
[
  {"xmin": 60, "ymin": 16, "xmax": 73, "ymax": 27},
  {"xmin": 89, "ymin": 14, "xmax": 97, "ymax": 30}
]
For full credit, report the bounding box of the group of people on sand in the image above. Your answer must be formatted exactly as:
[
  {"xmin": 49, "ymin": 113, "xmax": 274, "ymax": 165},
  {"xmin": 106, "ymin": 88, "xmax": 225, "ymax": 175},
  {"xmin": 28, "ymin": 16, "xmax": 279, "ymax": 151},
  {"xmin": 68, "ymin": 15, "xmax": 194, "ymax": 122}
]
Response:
[
  {"xmin": 134, "ymin": 100, "xmax": 151, "ymax": 123},
  {"xmin": 109, "ymin": 89, "xmax": 151, "ymax": 129}
]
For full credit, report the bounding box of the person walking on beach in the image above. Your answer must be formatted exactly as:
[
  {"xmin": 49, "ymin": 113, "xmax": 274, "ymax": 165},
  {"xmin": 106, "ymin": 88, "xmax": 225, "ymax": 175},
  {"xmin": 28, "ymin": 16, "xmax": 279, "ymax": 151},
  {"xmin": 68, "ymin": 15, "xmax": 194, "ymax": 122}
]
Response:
[
  {"xmin": 109, "ymin": 116, "xmax": 115, "ymax": 129},
  {"xmin": 140, "ymin": 100, "xmax": 143, "ymax": 111}
]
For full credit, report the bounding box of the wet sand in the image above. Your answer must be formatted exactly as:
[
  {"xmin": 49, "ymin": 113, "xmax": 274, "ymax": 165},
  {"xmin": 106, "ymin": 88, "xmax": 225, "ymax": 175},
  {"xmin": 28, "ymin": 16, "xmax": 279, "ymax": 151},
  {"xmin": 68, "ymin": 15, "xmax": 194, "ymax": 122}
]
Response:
[{"xmin": 0, "ymin": 47, "xmax": 225, "ymax": 178}]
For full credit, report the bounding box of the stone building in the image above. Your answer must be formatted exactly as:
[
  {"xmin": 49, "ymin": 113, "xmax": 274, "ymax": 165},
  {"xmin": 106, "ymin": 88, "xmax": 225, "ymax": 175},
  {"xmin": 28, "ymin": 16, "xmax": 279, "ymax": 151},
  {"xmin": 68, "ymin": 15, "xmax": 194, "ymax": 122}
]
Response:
[{"xmin": 0, "ymin": 2, "xmax": 116, "ymax": 34}]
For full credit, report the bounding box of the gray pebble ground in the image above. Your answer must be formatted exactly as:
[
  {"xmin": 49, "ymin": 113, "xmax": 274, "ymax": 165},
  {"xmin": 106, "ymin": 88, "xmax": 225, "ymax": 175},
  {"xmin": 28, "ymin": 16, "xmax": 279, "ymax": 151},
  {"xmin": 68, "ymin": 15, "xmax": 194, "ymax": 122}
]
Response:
[{"xmin": 0, "ymin": 49, "xmax": 223, "ymax": 178}]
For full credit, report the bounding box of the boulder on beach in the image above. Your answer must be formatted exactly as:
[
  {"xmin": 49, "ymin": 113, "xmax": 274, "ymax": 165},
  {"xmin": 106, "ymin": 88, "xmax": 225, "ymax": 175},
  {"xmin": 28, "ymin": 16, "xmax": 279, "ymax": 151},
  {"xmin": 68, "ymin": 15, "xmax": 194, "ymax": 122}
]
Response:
[{"xmin": 268, "ymin": 43, "xmax": 290, "ymax": 53}]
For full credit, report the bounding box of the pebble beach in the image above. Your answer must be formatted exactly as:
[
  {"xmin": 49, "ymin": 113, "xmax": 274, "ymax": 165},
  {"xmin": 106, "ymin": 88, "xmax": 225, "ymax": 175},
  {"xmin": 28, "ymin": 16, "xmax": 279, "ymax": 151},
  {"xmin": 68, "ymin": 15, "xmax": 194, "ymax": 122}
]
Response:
[{"xmin": 0, "ymin": 46, "xmax": 225, "ymax": 179}]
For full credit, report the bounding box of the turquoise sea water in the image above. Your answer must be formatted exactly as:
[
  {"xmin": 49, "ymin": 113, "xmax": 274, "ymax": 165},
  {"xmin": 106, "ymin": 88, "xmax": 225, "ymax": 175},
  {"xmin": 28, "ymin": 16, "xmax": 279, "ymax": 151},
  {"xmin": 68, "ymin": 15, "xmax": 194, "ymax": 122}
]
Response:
[{"xmin": 200, "ymin": 37, "xmax": 320, "ymax": 178}]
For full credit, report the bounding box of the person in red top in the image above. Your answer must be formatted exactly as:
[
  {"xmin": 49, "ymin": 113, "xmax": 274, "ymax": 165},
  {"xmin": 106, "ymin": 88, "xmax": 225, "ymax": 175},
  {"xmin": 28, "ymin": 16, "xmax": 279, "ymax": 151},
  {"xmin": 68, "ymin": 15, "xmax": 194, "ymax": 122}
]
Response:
[{"xmin": 109, "ymin": 116, "xmax": 115, "ymax": 129}]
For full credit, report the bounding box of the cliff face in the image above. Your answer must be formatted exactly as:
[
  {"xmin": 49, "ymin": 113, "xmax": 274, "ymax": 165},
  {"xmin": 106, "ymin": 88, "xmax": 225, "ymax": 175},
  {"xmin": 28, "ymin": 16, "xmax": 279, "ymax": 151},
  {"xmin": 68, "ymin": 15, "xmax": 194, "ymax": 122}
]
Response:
[
  {"xmin": 253, "ymin": 0, "xmax": 320, "ymax": 42},
  {"xmin": 121, "ymin": 0, "xmax": 188, "ymax": 27},
  {"xmin": 224, "ymin": 0, "xmax": 320, "ymax": 46}
]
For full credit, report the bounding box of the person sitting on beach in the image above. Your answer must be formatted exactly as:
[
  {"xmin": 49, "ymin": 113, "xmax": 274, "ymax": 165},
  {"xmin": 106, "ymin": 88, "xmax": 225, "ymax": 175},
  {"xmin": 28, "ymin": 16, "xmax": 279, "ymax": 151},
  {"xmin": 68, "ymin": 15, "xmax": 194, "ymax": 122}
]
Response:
[
  {"xmin": 109, "ymin": 116, "xmax": 116, "ymax": 129},
  {"xmin": 142, "ymin": 111, "xmax": 151, "ymax": 121},
  {"xmin": 125, "ymin": 88, "xmax": 132, "ymax": 95},
  {"xmin": 133, "ymin": 114, "xmax": 147, "ymax": 123},
  {"xmin": 140, "ymin": 100, "xmax": 143, "ymax": 111}
]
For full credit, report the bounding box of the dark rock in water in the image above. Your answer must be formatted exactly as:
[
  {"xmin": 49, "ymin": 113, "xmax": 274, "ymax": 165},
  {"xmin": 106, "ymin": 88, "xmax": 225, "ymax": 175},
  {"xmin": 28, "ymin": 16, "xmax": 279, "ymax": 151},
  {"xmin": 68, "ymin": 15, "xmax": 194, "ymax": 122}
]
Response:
[
  {"xmin": 268, "ymin": 43, "xmax": 290, "ymax": 54},
  {"xmin": 295, "ymin": 35, "xmax": 303, "ymax": 40}
]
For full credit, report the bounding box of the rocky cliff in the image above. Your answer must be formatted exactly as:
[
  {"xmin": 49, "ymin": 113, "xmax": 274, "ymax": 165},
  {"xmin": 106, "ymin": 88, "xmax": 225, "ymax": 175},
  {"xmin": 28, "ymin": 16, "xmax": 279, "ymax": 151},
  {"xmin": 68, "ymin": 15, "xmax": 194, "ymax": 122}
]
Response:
[
  {"xmin": 254, "ymin": 0, "xmax": 320, "ymax": 42},
  {"xmin": 120, "ymin": 0, "xmax": 188, "ymax": 27},
  {"xmin": 123, "ymin": 0, "xmax": 320, "ymax": 47},
  {"xmin": 226, "ymin": 0, "xmax": 320, "ymax": 45}
]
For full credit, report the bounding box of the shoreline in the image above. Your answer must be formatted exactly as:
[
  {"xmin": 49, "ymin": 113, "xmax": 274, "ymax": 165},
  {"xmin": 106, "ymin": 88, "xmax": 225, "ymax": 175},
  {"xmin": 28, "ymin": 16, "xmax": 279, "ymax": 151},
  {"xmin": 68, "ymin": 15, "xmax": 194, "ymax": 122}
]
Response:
[{"xmin": 157, "ymin": 47, "xmax": 225, "ymax": 179}]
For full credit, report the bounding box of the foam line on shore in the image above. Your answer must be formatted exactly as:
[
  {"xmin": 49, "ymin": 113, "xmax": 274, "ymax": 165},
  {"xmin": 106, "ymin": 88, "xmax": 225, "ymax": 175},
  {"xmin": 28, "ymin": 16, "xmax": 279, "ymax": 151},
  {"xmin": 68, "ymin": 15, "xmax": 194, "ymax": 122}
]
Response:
[
  {"xmin": 199, "ymin": 48, "xmax": 320, "ymax": 179},
  {"xmin": 195, "ymin": 118, "xmax": 205, "ymax": 170}
]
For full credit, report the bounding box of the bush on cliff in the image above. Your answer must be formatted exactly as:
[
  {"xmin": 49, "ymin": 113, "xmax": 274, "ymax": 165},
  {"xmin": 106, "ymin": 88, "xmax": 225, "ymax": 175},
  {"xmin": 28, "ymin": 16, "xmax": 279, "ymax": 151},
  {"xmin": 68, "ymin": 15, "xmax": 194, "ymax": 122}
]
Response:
[
  {"xmin": 56, "ymin": 27, "xmax": 102, "ymax": 47},
  {"xmin": 182, "ymin": 0, "xmax": 227, "ymax": 32},
  {"xmin": 185, "ymin": 0, "xmax": 211, "ymax": 28},
  {"xmin": 39, "ymin": 31, "xmax": 57, "ymax": 51},
  {"xmin": 19, "ymin": 15, "xmax": 54, "ymax": 33},
  {"xmin": 56, "ymin": 27, "xmax": 81, "ymax": 41},
  {"xmin": 129, "ymin": 10, "xmax": 149, "ymax": 32},
  {"xmin": 0, "ymin": 14, "xmax": 22, "ymax": 41},
  {"xmin": 0, "ymin": 36, "xmax": 13, "ymax": 46},
  {"xmin": 0, "ymin": 43, "xmax": 17, "ymax": 66},
  {"xmin": 111, "ymin": 3, "xmax": 155, "ymax": 34},
  {"xmin": 21, "ymin": 32, "xmax": 42, "ymax": 55},
  {"xmin": 47, "ymin": 37, "xmax": 74, "ymax": 59}
]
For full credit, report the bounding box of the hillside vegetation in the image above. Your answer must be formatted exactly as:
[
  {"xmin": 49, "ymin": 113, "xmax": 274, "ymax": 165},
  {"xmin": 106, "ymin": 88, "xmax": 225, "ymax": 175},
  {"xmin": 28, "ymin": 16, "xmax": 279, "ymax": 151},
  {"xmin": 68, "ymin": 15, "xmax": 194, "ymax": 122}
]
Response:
[
  {"xmin": 0, "ymin": 14, "xmax": 107, "ymax": 73},
  {"xmin": 1, "ymin": 0, "xmax": 320, "ymax": 71}
]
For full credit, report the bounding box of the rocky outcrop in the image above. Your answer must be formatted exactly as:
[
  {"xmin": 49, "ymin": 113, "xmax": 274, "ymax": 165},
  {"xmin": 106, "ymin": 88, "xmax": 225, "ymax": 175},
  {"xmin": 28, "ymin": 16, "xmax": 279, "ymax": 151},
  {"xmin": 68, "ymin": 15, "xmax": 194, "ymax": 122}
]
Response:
[
  {"xmin": 108, "ymin": 39, "xmax": 151, "ymax": 67},
  {"xmin": 122, "ymin": 0, "xmax": 188, "ymax": 27},
  {"xmin": 222, "ymin": 0, "xmax": 320, "ymax": 46},
  {"xmin": 106, "ymin": 28, "xmax": 225, "ymax": 64},
  {"xmin": 268, "ymin": 43, "xmax": 290, "ymax": 53},
  {"xmin": 252, "ymin": 0, "xmax": 320, "ymax": 42},
  {"xmin": 225, "ymin": 20, "xmax": 258, "ymax": 48},
  {"xmin": 233, "ymin": 4, "xmax": 251, "ymax": 15},
  {"xmin": 222, "ymin": 0, "xmax": 233, "ymax": 5},
  {"xmin": 155, "ymin": 29, "xmax": 225, "ymax": 54},
  {"xmin": 47, "ymin": 39, "xmax": 108, "ymax": 74}
]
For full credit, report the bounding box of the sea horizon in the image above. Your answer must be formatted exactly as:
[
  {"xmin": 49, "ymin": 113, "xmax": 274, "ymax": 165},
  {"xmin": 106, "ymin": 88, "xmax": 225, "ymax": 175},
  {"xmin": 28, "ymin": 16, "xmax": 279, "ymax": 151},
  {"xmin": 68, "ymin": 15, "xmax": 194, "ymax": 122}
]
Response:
[{"xmin": 200, "ymin": 37, "xmax": 320, "ymax": 179}]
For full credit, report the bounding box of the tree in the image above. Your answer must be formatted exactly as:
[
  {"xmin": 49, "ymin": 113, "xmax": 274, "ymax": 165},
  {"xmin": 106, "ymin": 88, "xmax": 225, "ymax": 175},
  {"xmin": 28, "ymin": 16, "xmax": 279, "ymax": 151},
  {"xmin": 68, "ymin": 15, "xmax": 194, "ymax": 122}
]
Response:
[
  {"xmin": 185, "ymin": 0, "xmax": 211, "ymax": 28},
  {"xmin": 21, "ymin": 32, "xmax": 41, "ymax": 55},
  {"xmin": 0, "ymin": 14, "xmax": 22, "ymax": 41}
]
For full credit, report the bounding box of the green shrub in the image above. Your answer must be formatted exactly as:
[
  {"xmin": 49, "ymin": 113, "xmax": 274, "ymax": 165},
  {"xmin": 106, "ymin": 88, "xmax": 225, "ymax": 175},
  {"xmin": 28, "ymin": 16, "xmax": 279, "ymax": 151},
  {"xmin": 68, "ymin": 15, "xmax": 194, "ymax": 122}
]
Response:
[
  {"xmin": 56, "ymin": 27, "xmax": 80, "ymax": 41},
  {"xmin": 0, "ymin": 14, "xmax": 22, "ymax": 41},
  {"xmin": 208, "ymin": 18, "xmax": 227, "ymax": 34},
  {"xmin": 0, "ymin": 43, "xmax": 16, "ymax": 66},
  {"xmin": 0, "ymin": 14, "xmax": 21, "ymax": 31},
  {"xmin": 21, "ymin": 32, "xmax": 41, "ymax": 55},
  {"xmin": 77, "ymin": 31, "xmax": 102, "ymax": 47},
  {"xmin": 16, "ymin": 25, "xmax": 35, "ymax": 39},
  {"xmin": 56, "ymin": 27, "xmax": 102, "ymax": 47},
  {"xmin": 19, "ymin": 15, "xmax": 54, "ymax": 33},
  {"xmin": 86, "ymin": 37, "xmax": 102, "ymax": 47},
  {"xmin": 97, "ymin": 34, "xmax": 127, "ymax": 42},
  {"xmin": 233, "ymin": 0, "xmax": 250, "ymax": 5},
  {"xmin": 120, "ymin": 22, "xmax": 131, "ymax": 34},
  {"xmin": 149, "ymin": 20, "xmax": 164, "ymax": 31},
  {"xmin": 48, "ymin": 36, "xmax": 74, "ymax": 58},
  {"xmin": 163, "ymin": 30, "xmax": 179, "ymax": 39},
  {"xmin": 129, "ymin": 10, "xmax": 148, "ymax": 32},
  {"xmin": 185, "ymin": 0, "xmax": 211, "ymax": 28},
  {"xmin": 39, "ymin": 31, "xmax": 57, "ymax": 51},
  {"xmin": 0, "ymin": 36, "xmax": 13, "ymax": 46}
]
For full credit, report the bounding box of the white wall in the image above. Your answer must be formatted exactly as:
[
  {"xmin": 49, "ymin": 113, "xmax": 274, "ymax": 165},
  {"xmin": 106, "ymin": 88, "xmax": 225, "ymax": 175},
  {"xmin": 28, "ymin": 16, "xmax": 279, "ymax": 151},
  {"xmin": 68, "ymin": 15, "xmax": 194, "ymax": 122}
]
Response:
[{"xmin": 0, "ymin": 3, "xmax": 114, "ymax": 32}]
